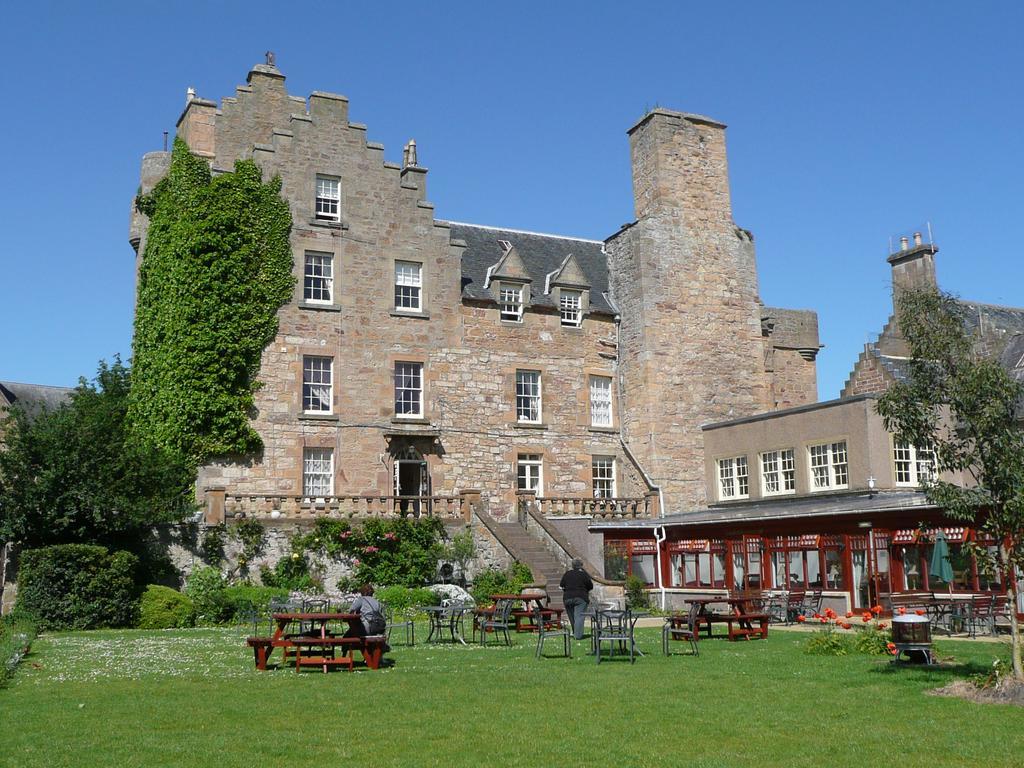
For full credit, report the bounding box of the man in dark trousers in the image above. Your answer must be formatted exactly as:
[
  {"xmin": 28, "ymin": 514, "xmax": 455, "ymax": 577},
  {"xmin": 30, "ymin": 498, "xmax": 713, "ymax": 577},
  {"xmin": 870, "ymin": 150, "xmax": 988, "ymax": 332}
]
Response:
[{"xmin": 560, "ymin": 559, "xmax": 594, "ymax": 640}]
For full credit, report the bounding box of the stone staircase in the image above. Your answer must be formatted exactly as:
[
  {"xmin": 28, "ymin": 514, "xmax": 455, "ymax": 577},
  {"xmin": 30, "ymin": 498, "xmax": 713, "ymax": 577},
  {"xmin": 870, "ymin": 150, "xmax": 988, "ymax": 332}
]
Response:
[{"xmin": 486, "ymin": 517, "xmax": 567, "ymax": 611}]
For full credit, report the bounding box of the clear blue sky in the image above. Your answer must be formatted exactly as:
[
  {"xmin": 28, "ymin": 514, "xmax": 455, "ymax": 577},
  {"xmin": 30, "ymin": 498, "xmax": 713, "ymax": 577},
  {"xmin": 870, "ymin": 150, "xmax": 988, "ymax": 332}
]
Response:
[{"xmin": 2, "ymin": 1, "xmax": 1022, "ymax": 400}]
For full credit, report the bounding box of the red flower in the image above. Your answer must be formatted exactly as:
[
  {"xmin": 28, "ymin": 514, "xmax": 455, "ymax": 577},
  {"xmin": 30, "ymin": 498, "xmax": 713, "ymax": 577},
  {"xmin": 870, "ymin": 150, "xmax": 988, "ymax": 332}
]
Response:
[
  {"xmin": 898, "ymin": 607, "xmax": 907, "ymax": 615},
  {"xmin": 878, "ymin": 622, "xmax": 888, "ymax": 630},
  {"xmin": 813, "ymin": 613, "xmax": 822, "ymax": 620},
  {"xmin": 818, "ymin": 616, "xmax": 827, "ymax": 623},
  {"xmin": 914, "ymin": 609, "xmax": 925, "ymax": 616},
  {"xmin": 871, "ymin": 605, "xmax": 883, "ymax": 615},
  {"xmin": 824, "ymin": 608, "xmax": 837, "ymax": 620},
  {"xmin": 840, "ymin": 622, "xmax": 852, "ymax": 630},
  {"xmin": 845, "ymin": 611, "xmax": 854, "ymax": 618},
  {"xmin": 861, "ymin": 614, "xmax": 871, "ymax": 623},
  {"xmin": 797, "ymin": 615, "xmax": 806, "ymax": 623},
  {"xmin": 886, "ymin": 642, "xmax": 897, "ymax": 655}
]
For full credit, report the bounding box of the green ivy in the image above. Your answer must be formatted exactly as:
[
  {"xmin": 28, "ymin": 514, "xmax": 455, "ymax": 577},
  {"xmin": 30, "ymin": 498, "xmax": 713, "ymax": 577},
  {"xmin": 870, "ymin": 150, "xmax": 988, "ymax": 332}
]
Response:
[
  {"xmin": 129, "ymin": 138, "xmax": 294, "ymax": 465},
  {"xmin": 232, "ymin": 519, "xmax": 267, "ymax": 568},
  {"xmin": 200, "ymin": 524, "xmax": 227, "ymax": 565}
]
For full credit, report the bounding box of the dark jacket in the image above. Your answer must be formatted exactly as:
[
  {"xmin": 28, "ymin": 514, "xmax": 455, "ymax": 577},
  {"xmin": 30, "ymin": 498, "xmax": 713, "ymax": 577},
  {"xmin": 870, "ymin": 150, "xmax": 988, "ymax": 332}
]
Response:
[{"xmin": 560, "ymin": 568, "xmax": 594, "ymax": 601}]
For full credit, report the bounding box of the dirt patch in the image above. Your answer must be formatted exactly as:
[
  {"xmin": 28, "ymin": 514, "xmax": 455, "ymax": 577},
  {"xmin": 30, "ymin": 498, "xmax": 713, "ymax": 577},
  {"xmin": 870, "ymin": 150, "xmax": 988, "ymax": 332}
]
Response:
[{"xmin": 930, "ymin": 679, "xmax": 1024, "ymax": 707}]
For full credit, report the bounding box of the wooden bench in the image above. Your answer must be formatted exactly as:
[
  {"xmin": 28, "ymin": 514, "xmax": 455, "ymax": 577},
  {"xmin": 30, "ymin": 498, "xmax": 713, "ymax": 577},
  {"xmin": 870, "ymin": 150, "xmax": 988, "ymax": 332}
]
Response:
[
  {"xmin": 246, "ymin": 637, "xmax": 276, "ymax": 670},
  {"xmin": 291, "ymin": 636, "xmax": 358, "ymax": 673},
  {"xmin": 725, "ymin": 613, "xmax": 770, "ymax": 641}
]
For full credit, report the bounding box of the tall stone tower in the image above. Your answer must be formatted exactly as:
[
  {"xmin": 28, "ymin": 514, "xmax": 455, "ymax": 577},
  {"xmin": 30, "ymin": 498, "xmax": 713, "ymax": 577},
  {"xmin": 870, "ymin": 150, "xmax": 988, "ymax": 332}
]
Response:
[{"xmin": 607, "ymin": 109, "xmax": 772, "ymax": 512}]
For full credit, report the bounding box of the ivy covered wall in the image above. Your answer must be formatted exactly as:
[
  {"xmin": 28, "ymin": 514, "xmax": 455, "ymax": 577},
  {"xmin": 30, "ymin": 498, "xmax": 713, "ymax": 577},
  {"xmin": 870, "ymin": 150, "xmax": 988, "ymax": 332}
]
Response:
[{"xmin": 129, "ymin": 139, "xmax": 294, "ymax": 466}]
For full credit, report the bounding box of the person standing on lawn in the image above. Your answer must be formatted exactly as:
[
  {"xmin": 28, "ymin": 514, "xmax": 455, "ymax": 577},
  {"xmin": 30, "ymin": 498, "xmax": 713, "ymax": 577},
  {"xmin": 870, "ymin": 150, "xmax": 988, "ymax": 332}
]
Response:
[{"xmin": 560, "ymin": 559, "xmax": 594, "ymax": 640}]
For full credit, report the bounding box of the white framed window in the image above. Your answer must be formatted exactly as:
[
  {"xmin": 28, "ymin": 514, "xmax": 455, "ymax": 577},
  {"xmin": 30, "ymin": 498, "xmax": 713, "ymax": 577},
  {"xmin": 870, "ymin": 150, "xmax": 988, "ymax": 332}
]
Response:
[
  {"xmin": 500, "ymin": 284, "xmax": 524, "ymax": 322},
  {"xmin": 808, "ymin": 441, "xmax": 849, "ymax": 490},
  {"xmin": 592, "ymin": 456, "xmax": 616, "ymax": 499},
  {"xmin": 303, "ymin": 252, "xmax": 333, "ymax": 304},
  {"xmin": 516, "ymin": 370, "xmax": 541, "ymax": 423},
  {"xmin": 517, "ymin": 454, "xmax": 543, "ymax": 495},
  {"xmin": 589, "ymin": 375, "xmax": 613, "ymax": 427},
  {"xmin": 394, "ymin": 361, "xmax": 423, "ymax": 418},
  {"xmin": 302, "ymin": 356, "xmax": 332, "ymax": 414},
  {"xmin": 303, "ymin": 448, "xmax": 333, "ymax": 498},
  {"xmin": 315, "ymin": 175, "xmax": 340, "ymax": 221},
  {"xmin": 717, "ymin": 456, "xmax": 749, "ymax": 500},
  {"xmin": 560, "ymin": 290, "xmax": 583, "ymax": 327},
  {"xmin": 760, "ymin": 449, "xmax": 796, "ymax": 496},
  {"xmin": 394, "ymin": 261, "xmax": 422, "ymax": 312},
  {"xmin": 893, "ymin": 440, "xmax": 936, "ymax": 486}
]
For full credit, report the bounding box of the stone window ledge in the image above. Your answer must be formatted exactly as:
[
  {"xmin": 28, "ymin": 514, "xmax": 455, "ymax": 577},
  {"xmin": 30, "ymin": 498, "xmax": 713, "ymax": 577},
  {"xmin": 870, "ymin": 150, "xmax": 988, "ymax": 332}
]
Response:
[
  {"xmin": 299, "ymin": 301, "xmax": 342, "ymax": 312},
  {"xmin": 308, "ymin": 218, "xmax": 348, "ymax": 230},
  {"xmin": 587, "ymin": 426, "xmax": 618, "ymax": 434},
  {"xmin": 391, "ymin": 417, "xmax": 432, "ymax": 425},
  {"xmin": 299, "ymin": 413, "xmax": 340, "ymax": 423},
  {"xmin": 513, "ymin": 422, "xmax": 548, "ymax": 431},
  {"xmin": 389, "ymin": 310, "xmax": 431, "ymax": 320}
]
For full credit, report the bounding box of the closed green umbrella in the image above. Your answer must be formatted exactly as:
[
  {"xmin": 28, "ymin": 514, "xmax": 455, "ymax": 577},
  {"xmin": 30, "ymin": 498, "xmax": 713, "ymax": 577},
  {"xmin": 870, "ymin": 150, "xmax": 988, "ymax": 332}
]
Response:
[{"xmin": 929, "ymin": 529, "xmax": 954, "ymax": 588}]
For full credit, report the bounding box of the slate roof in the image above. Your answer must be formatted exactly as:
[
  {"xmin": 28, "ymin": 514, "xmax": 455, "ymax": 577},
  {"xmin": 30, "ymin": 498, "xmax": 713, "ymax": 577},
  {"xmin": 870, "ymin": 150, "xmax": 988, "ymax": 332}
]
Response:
[
  {"xmin": 588, "ymin": 489, "xmax": 935, "ymax": 530},
  {"xmin": 867, "ymin": 345, "xmax": 912, "ymax": 383},
  {"xmin": 961, "ymin": 301, "xmax": 1024, "ymax": 339},
  {"xmin": 446, "ymin": 222, "xmax": 615, "ymax": 315},
  {"xmin": 0, "ymin": 380, "xmax": 73, "ymax": 418}
]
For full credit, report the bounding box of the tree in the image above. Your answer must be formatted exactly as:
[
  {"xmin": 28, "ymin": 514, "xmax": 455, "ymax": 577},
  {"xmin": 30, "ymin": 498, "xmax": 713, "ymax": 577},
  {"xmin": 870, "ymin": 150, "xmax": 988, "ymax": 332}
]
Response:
[
  {"xmin": 0, "ymin": 358, "xmax": 195, "ymax": 549},
  {"xmin": 877, "ymin": 289, "xmax": 1024, "ymax": 679}
]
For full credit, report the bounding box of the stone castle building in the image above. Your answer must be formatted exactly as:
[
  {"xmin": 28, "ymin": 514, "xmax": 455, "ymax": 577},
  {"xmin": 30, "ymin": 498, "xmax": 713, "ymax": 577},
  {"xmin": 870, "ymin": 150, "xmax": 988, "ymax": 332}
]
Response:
[{"xmin": 128, "ymin": 60, "xmax": 820, "ymax": 527}]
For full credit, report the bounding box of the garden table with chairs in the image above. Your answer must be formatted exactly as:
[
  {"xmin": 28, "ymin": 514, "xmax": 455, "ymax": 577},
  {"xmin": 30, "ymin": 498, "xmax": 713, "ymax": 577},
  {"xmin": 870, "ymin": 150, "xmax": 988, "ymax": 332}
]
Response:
[
  {"xmin": 681, "ymin": 595, "xmax": 770, "ymax": 641},
  {"xmin": 424, "ymin": 602, "xmax": 468, "ymax": 645},
  {"xmin": 487, "ymin": 593, "xmax": 564, "ymax": 633}
]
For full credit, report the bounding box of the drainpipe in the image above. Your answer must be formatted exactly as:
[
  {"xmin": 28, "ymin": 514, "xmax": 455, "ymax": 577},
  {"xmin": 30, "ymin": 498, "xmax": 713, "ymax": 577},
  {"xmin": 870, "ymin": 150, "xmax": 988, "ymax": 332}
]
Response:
[{"xmin": 654, "ymin": 524, "xmax": 667, "ymax": 611}]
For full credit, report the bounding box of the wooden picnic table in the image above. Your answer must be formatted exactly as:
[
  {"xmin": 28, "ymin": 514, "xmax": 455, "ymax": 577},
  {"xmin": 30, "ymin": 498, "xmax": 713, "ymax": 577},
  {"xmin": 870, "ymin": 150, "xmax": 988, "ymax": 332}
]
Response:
[
  {"xmin": 489, "ymin": 593, "xmax": 564, "ymax": 633},
  {"xmin": 684, "ymin": 596, "xmax": 769, "ymax": 641},
  {"xmin": 246, "ymin": 612, "xmax": 387, "ymax": 672}
]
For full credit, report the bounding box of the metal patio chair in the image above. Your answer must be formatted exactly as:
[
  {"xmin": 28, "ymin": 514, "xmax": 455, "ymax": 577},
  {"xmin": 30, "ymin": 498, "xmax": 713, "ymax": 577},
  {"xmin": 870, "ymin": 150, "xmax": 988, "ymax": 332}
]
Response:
[
  {"xmin": 534, "ymin": 606, "xmax": 571, "ymax": 659},
  {"xmin": 383, "ymin": 602, "xmax": 415, "ymax": 646},
  {"xmin": 478, "ymin": 598, "xmax": 514, "ymax": 647},
  {"xmin": 594, "ymin": 608, "xmax": 639, "ymax": 664},
  {"xmin": 662, "ymin": 602, "xmax": 699, "ymax": 657}
]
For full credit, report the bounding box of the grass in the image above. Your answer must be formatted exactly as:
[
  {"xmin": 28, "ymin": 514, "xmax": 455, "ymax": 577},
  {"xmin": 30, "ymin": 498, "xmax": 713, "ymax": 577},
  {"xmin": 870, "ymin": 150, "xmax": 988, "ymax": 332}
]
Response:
[{"xmin": 2, "ymin": 624, "xmax": 1022, "ymax": 768}]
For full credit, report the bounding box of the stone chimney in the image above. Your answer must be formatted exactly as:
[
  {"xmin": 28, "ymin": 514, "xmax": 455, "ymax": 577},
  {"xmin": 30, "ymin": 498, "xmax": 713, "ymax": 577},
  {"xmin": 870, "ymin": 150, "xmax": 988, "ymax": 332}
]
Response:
[
  {"xmin": 626, "ymin": 108, "xmax": 732, "ymax": 225},
  {"xmin": 175, "ymin": 88, "xmax": 217, "ymax": 159},
  {"xmin": 888, "ymin": 231, "xmax": 938, "ymax": 307}
]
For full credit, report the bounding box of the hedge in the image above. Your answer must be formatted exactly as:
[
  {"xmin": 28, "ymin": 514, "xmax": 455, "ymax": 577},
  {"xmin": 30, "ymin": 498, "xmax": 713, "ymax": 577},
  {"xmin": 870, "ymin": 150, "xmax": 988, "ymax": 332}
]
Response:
[{"xmin": 16, "ymin": 544, "xmax": 140, "ymax": 630}]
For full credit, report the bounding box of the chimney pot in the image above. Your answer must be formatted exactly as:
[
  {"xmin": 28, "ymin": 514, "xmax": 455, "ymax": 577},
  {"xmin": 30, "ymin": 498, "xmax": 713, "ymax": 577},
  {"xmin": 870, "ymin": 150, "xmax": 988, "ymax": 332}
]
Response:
[
  {"xmin": 913, "ymin": 232, "xmax": 922, "ymax": 246},
  {"xmin": 186, "ymin": 87, "xmax": 196, "ymax": 103},
  {"xmin": 900, "ymin": 236, "xmax": 909, "ymax": 251}
]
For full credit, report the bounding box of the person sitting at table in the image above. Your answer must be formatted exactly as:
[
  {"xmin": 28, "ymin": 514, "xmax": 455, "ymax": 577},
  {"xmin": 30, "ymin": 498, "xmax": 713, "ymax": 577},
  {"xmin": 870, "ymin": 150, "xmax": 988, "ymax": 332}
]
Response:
[
  {"xmin": 347, "ymin": 584, "xmax": 387, "ymax": 638},
  {"xmin": 560, "ymin": 559, "xmax": 594, "ymax": 641}
]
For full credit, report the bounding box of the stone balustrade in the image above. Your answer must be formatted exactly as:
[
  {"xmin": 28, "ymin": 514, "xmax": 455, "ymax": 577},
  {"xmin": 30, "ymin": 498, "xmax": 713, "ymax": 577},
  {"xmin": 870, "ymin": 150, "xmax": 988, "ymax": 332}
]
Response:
[
  {"xmin": 206, "ymin": 489, "xmax": 475, "ymax": 523},
  {"xmin": 527, "ymin": 495, "xmax": 652, "ymax": 519}
]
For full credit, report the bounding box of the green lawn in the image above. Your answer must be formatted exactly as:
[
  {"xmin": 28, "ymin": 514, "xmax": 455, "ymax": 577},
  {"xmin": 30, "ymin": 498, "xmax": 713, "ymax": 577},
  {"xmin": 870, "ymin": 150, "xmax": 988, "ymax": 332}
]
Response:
[{"xmin": 2, "ymin": 625, "xmax": 1021, "ymax": 768}]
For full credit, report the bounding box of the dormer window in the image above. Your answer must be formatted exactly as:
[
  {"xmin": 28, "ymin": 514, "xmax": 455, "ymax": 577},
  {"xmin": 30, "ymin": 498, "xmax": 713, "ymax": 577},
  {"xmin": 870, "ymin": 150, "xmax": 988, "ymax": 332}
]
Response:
[
  {"xmin": 560, "ymin": 290, "xmax": 583, "ymax": 327},
  {"xmin": 500, "ymin": 284, "xmax": 524, "ymax": 323}
]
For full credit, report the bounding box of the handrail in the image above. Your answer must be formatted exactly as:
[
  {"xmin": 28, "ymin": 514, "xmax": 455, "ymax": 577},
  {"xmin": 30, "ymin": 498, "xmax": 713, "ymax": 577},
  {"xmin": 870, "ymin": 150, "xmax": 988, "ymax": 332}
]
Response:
[{"xmin": 518, "ymin": 499, "xmax": 624, "ymax": 587}]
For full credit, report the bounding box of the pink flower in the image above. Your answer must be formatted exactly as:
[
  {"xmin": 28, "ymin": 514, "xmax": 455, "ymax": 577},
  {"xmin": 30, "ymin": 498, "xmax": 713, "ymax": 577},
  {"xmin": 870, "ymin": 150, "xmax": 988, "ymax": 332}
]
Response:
[
  {"xmin": 383, "ymin": 532, "xmax": 397, "ymax": 541},
  {"xmin": 364, "ymin": 545, "xmax": 379, "ymax": 553},
  {"xmin": 352, "ymin": 558, "xmax": 360, "ymax": 566},
  {"xmin": 340, "ymin": 530, "xmax": 351, "ymax": 539}
]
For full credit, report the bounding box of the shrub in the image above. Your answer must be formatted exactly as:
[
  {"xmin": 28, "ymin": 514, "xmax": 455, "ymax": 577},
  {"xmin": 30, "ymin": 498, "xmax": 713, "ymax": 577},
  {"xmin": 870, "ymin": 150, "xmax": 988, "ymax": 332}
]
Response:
[
  {"xmin": 259, "ymin": 552, "xmax": 319, "ymax": 592},
  {"xmin": 624, "ymin": 575, "xmax": 648, "ymax": 609},
  {"xmin": 138, "ymin": 585, "xmax": 194, "ymax": 629},
  {"xmin": 852, "ymin": 624, "xmax": 892, "ymax": 655},
  {"xmin": 16, "ymin": 544, "xmax": 140, "ymax": 630},
  {"xmin": 200, "ymin": 524, "xmax": 227, "ymax": 565},
  {"xmin": 0, "ymin": 612, "xmax": 38, "ymax": 686},
  {"xmin": 805, "ymin": 627, "xmax": 852, "ymax": 656},
  {"xmin": 222, "ymin": 584, "xmax": 289, "ymax": 624},
  {"xmin": 470, "ymin": 563, "xmax": 533, "ymax": 604},
  {"xmin": 185, "ymin": 566, "xmax": 227, "ymax": 624},
  {"xmin": 375, "ymin": 585, "xmax": 437, "ymax": 615}
]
